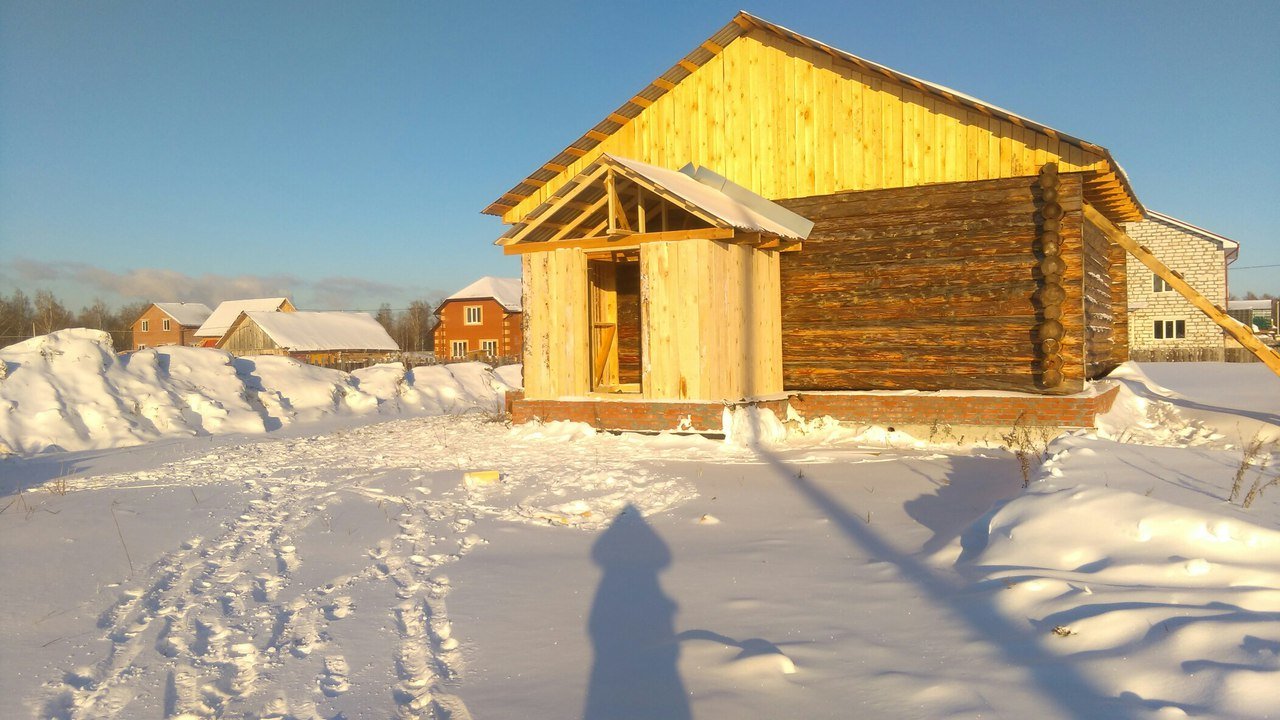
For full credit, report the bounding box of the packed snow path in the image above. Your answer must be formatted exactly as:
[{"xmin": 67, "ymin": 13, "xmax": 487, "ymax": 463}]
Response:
[{"xmin": 8, "ymin": 416, "xmax": 697, "ymax": 719}]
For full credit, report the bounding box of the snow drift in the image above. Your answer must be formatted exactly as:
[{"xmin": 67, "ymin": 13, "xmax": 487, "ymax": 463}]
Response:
[{"xmin": 0, "ymin": 329, "xmax": 518, "ymax": 455}]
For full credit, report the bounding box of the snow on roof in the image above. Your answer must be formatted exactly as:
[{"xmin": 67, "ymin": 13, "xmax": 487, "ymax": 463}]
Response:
[
  {"xmin": 234, "ymin": 311, "xmax": 399, "ymax": 352},
  {"xmin": 1227, "ymin": 299, "xmax": 1274, "ymax": 311},
  {"xmin": 197, "ymin": 298, "xmax": 291, "ymax": 337},
  {"xmin": 609, "ymin": 155, "xmax": 814, "ymax": 240},
  {"xmin": 153, "ymin": 302, "xmax": 212, "ymax": 327},
  {"xmin": 444, "ymin": 277, "xmax": 522, "ymax": 312}
]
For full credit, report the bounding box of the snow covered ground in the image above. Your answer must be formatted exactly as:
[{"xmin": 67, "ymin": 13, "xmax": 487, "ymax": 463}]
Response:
[{"xmin": 1, "ymin": 335, "xmax": 1277, "ymax": 719}]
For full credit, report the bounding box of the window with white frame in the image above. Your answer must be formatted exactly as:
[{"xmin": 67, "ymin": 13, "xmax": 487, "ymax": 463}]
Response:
[
  {"xmin": 481, "ymin": 340, "xmax": 498, "ymax": 356},
  {"xmin": 1153, "ymin": 319, "xmax": 1185, "ymax": 340},
  {"xmin": 162, "ymin": 318, "xmax": 171, "ymax": 331},
  {"xmin": 464, "ymin": 305, "xmax": 482, "ymax": 325},
  {"xmin": 451, "ymin": 340, "xmax": 468, "ymax": 357},
  {"xmin": 1152, "ymin": 274, "xmax": 1172, "ymax": 293},
  {"xmin": 140, "ymin": 319, "xmax": 149, "ymax": 332}
]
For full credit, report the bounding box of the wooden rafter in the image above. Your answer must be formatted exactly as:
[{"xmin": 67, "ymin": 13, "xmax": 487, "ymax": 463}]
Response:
[
  {"xmin": 500, "ymin": 164, "xmax": 609, "ymax": 245},
  {"xmin": 504, "ymin": 227, "xmax": 737, "ymax": 255},
  {"xmin": 547, "ymin": 194, "xmax": 609, "ymax": 244},
  {"xmin": 1084, "ymin": 204, "xmax": 1280, "ymax": 375},
  {"xmin": 605, "ymin": 169, "xmax": 632, "ymax": 233}
]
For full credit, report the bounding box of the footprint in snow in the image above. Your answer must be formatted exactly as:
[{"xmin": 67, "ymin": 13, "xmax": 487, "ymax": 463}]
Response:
[{"xmin": 319, "ymin": 655, "xmax": 350, "ymax": 696}]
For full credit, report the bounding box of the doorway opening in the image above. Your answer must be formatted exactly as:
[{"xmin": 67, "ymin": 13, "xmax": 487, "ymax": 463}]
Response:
[{"xmin": 588, "ymin": 251, "xmax": 642, "ymax": 393}]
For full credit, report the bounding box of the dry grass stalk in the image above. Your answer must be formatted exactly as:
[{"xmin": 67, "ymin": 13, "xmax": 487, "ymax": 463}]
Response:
[{"xmin": 1229, "ymin": 435, "xmax": 1270, "ymax": 503}]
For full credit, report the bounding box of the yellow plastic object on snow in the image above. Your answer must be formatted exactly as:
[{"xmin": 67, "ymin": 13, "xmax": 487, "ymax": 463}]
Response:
[{"xmin": 463, "ymin": 470, "xmax": 501, "ymax": 488}]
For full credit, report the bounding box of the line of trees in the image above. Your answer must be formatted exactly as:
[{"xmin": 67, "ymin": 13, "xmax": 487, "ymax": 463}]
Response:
[
  {"xmin": 1, "ymin": 288, "xmax": 442, "ymax": 355},
  {"xmin": 1, "ymin": 289, "xmax": 148, "ymax": 352},
  {"xmin": 374, "ymin": 301, "xmax": 436, "ymax": 353}
]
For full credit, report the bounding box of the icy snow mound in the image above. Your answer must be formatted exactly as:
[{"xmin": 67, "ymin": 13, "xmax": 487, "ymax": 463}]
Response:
[
  {"xmin": 1096, "ymin": 362, "xmax": 1279, "ymax": 447},
  {"xmin": 964, "ymin": 483, "xmax": 1280, "ymax": 719},
  {"xmin": 0, "ymin": 330, "xmax": 517, "ymax": 455}
]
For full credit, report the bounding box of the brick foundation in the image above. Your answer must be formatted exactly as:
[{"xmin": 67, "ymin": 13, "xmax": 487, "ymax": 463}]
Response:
[{"xmin": 506, "ymin": 384, "xmax": 1121, "ymax": 433}]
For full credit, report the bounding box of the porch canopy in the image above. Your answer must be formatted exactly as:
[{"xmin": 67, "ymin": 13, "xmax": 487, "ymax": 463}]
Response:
[{"xmin": 498, "ymin": 154, "xmax": 813, "ymax": 255}]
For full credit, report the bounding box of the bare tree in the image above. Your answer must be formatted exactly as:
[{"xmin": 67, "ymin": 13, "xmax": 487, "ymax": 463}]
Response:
[
  {"xmin": 0, "ymin": 289, "xmax": 35, "ymax": 344},
  {"xmin": 113, "ymin": 301, "xmax": 151, "ymax": 352},
  {"xmin": 33, "ymin": 290, "xmax": 74, "ymax": 335}
]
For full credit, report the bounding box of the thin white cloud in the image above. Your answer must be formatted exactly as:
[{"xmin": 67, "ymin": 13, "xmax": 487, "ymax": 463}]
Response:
[{"xmin": 1, "ymin": 259, "xmax": 444, "ymax": 311}]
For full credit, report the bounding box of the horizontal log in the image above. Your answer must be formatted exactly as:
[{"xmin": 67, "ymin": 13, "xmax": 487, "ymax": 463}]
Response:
[
  {"xmin": 782, "ymin": 321, "xmax": 1042, "ymax": 339},
  {"xmin": 783, "ymin": 192, "xmax": 1041, "ymax": 225},
  {"xmin": 784, "ymin": 300, "xmax": 1039, "ymax": 321},
  {"xmin": 803, "ymin": 212, "xmax": 1044, "ymax": 243},
  {"xmin": 799, "ymin": 200, "xmax": 1042, "ymax": 232},
  {"xmin": 781, "ymin": 347, "xmax": 1040, "ymax": 364},
  {"xmin": 784, "ymin": 232, "xmax": 1040, "ymax": 266},
  {"xmin": 779, "ymin": 175, "xmax": 1083, "ymax": 215},
  {"xmin": 782, "ymin": 366, "xmax": 1085, "ymax": 394},
  {"xmin": 785, "ymin": 252, "xmax": 1039, "ymax": 283}
]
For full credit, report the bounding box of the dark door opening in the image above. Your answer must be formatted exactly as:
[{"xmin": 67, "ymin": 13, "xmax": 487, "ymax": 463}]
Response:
[{"xmin": 589, "ymin": 253, "xmax": 642, "ymax": 393}]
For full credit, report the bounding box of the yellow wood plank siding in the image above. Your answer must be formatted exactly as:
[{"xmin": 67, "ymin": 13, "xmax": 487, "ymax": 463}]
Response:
[
  {"xmin": 622, "ymin": 239, "xmax": 783, "ymax": 401},
  {"xmin": 520, "ymin": 248, "xmax": 589, "ymax": 398},
  {"xmin": 501, "ymin": 30, "xmax": 1109, "ymax": 225}
]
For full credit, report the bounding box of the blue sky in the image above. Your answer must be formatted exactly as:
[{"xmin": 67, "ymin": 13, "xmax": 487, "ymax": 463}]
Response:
[{"xmin": 1, "ymin": 0, "xmax": 1277, "ymax": 312}]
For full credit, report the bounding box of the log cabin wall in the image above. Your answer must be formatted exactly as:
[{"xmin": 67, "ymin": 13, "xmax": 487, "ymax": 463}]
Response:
[
  {"xmin": 1106, "ymin": 225, "xmax": 1130, "ymax": 368},
  {"xmin": 1082, "ymin": 217, "xmax": 1126, "ymax": 378},
  {"xmin": 775, "ymin": 174, "xmax": 1089, "ymax": 394}
]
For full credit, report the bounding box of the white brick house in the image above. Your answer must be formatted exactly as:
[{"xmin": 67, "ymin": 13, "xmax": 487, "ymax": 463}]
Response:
[{"xmin": 1124, "ymin": 211, "xmax": 1238, "ymax": 360}]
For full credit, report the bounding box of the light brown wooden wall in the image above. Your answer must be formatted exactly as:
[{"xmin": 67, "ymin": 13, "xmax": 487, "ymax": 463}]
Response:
[
  {"xmin": 219, "ymin": 321, "xmax": 284, "ymax": 356},
  {"xmin": 502, "ymin": 29, "xmax": 1110, "ymax": 225},
  {"xmin": 639, "ymin": 239, "xmax": 781, "ymax": 400},
  {"xmin": 522, "ymin": 248, "xmax": 590, "ymax": 398},
  {"xmin": 521, "ymin": 238, "xmax": 781, "ymax": 401},
  {"xmin": 776, "ymin": 175, "xmax": 1091, "ymax": 394}
]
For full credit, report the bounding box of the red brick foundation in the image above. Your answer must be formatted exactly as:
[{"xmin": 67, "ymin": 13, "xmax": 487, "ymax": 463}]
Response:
[{"xmin": 506, "ymin": 383, "xmax": 1121, "ymax": 433}]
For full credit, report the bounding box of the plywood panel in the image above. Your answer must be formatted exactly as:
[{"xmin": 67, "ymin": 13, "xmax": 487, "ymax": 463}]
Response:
[
  {"xmin": 638, "ymin": 238, "xmax": 782, "ymax": 401},
  {"xmin": 520, "ymin": 248, "xmax": 589, "ymax": 399}
]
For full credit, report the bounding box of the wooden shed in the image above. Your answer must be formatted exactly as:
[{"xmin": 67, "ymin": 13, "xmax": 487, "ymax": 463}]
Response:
[
  {"xmin": 491, "ymin": 12, "xmax": 1276, "ymax": 429},
  {"xmin": 216, "ymin": 310, "xmax": 399, "ymax": 365}
]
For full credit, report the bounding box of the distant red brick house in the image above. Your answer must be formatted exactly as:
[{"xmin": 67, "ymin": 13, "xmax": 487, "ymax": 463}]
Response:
[
  {"xmin": 130, "ymin": 302, "xmax": 213, "ymax": 350},
  {"xmin": 433, "ymin": 277, "xmax": 522, "ymax": 359}
]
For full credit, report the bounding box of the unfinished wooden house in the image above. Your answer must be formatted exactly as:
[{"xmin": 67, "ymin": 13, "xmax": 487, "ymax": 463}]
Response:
[{"xmin": 491, "ymin": 12, "xmax": 1277, "ymax": 431}]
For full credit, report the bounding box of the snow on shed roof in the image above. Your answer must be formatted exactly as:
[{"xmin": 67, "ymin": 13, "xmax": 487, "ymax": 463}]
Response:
[
  {"xmin": 444, "ymin": 277, "xmax": 522, "ymax": 312},
  {"xmin": 153, "ymin": 302, "xmax": 212, "ymax": 327},
  {"xmin": 231, "ymin": 311, "xmax": 399, "ymax": 352},
  {"xmin": 1227, "ymin": 300, "xmax": 1274, "ymax": 311},
  {"xmin": 197, "ymin": 298, "xmax": 291, "ymax": 338}
]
